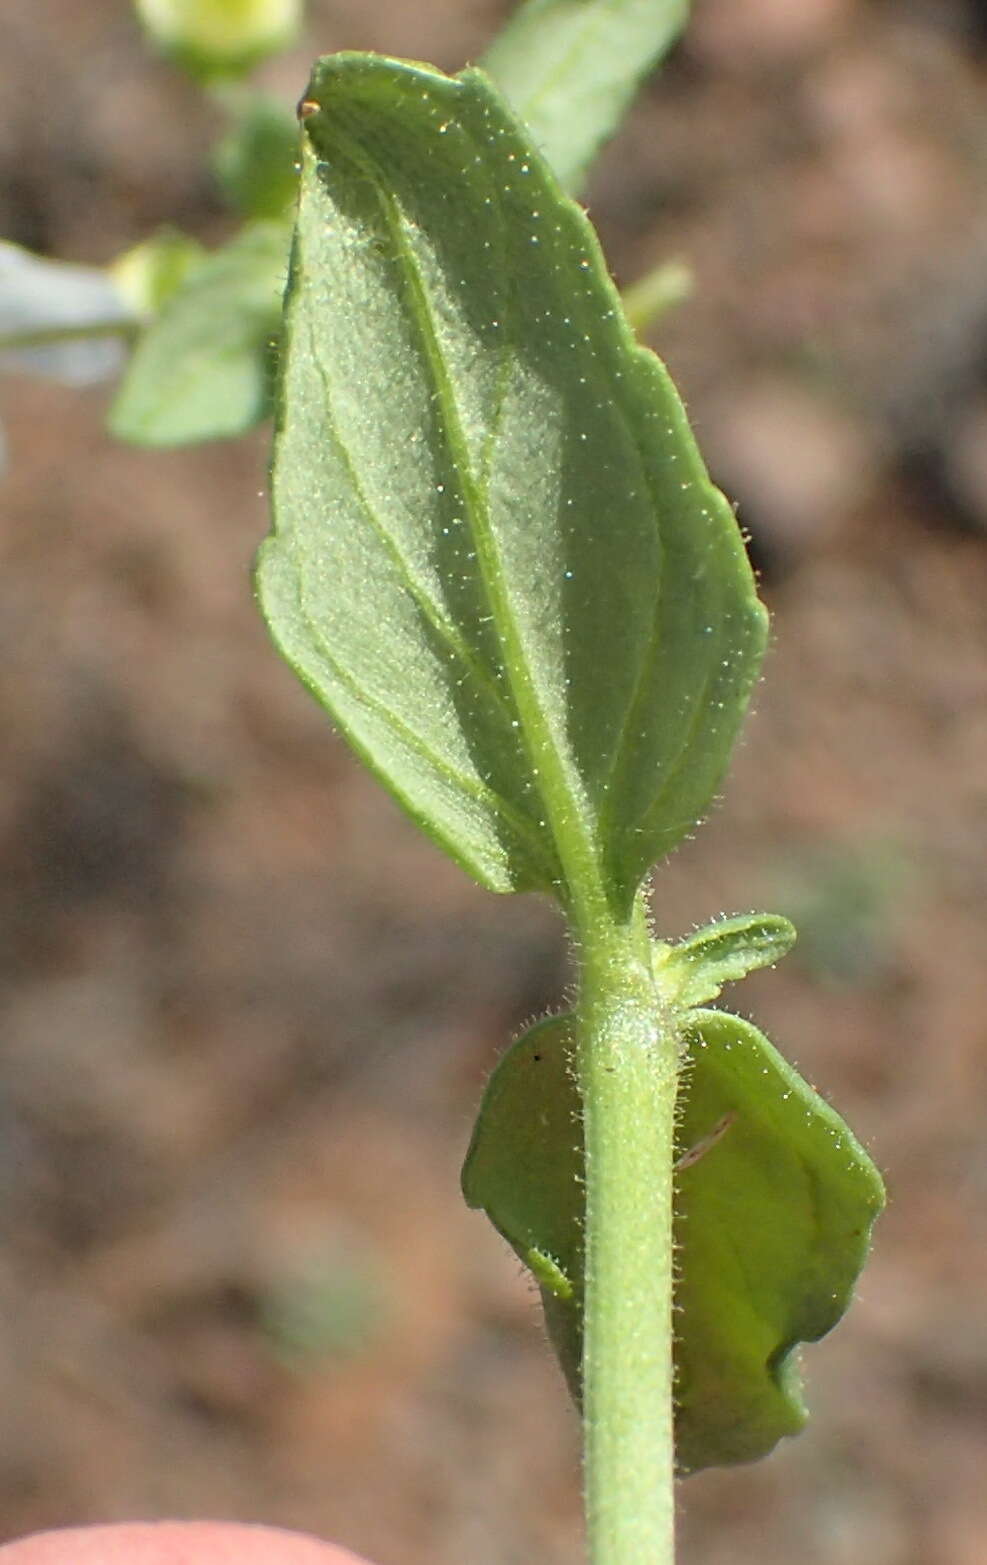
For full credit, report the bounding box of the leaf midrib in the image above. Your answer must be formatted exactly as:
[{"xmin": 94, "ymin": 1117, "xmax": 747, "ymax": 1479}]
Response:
[{"xmin": 331, "ymin": 117, "xmax": 606, "ymax": 911}]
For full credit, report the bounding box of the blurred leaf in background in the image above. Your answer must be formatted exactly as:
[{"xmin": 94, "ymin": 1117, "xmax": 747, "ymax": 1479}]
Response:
[
  {"xmin": 108, "ymin": 221, "xmax": 290, "ymax": 447},
  {"xmin": 775, "ymin": 838, "xmax": 915, "ymax": 987},
  {"xmin": 213, "ymin": 92, "xmax": 301, "ymax": 221},
  {"xmin": 482, "ymin": 0, "xmax": 689, "ymax": 194},
  {"xmin": 259, "ymin": 1233, "xmax": 391, "ymax": 1368}
]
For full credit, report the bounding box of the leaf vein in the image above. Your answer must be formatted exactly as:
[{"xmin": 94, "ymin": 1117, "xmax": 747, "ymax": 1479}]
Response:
[
  {"xmin": 368, "ymin": 166, "xmax": 597, "ymax": 899},
  {"xmin": 634, "ymin": 655, "xmax": 720, "ymax": 846},
  {"xmin": 284, "ymin": 555, "xmax": 556, "ymax": 871},
  {"xmin": 301, "ymin": 311, "xmax": 518, "ymax": 727}
]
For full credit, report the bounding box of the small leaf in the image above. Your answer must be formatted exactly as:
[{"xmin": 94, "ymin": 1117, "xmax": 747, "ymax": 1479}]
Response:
[
  {"xmin": 462, "ymin": 1007, "xmax": 884, "ymax": 1473},
  {"xmin": 482, "ymin": 0, "xmax": 689, "ymax": 193},
  {"xmin": 462, "ymin": 1016, "xmax": 585, "ymax": 1303},
  {"xmin": 213, "ymin": 92, "xmax": 300, "ymax": 220},
  {"xmin": 674, "ymin": 1008, "xmax": 884, "ymax": 1470},
  {"xmin": 109, "ymin": 221, "xmax": 288, "ymax": 447},
  {"xmin": 655, "ymin": 912, "xmax": 796, "ymax": 1007},
  {"xmin": 258, "ymin": 55, "xmax": 765, "ymax": 905},
  {"xmin": 460, "ymin": 1014, "xmax": 586, "ymax": 1407}
]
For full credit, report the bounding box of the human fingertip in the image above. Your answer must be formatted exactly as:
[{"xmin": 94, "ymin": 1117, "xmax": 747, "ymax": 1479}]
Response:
[{"xmin": 0, "ymin": 1521, "xmax": 376, "ymax": 1565}]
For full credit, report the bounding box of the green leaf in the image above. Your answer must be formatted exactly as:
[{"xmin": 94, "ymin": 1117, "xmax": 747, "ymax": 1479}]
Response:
[
  {"xmin": 214, "ymin": 92, "xmax": 300, "ymax": 220},
  {"xmin": 462, "ymin": 1006, "xmax": 884, "ymax": 1473},
  {"xmin": 257, "ymin": 54, "xmax": 766, "ymax": 905},
  {"xmin": 464, "ymin": 1016, "xmax": 585, "ymax": 1304},
  {"xmin": 109, "ymin": 221, "xmax": 288, "ymax": 446},
  {"xmin": 482, "ymin": 0, "xmax": 689, "ymax": 193},
  {"xmin": 654, "ymin": 912, "xmax": 797, "ymax": 1008},
  {"xmin": 674, "ymin": 1008, "xmax": 884, "ymax": 1470}
]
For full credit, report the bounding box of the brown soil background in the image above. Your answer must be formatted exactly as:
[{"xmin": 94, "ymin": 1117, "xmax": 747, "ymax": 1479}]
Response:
[{"xmin": 2, "ymin": 2, "xmax": 987, "ymax": 1562}]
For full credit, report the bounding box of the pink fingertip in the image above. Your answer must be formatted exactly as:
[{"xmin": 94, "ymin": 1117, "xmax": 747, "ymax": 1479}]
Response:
[{"xmin": 0, "ymin": 1521, "xmax": 375, "ymax": 1565}]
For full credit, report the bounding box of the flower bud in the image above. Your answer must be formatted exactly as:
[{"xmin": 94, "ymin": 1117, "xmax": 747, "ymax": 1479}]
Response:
[{"xmin": 134, "ymin": 0, "xmax": 302, "ymax": 79}]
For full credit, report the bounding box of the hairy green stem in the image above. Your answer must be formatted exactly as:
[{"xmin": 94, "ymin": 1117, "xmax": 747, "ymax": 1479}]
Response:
[{"xmin": 575, "ymin": 889, "xmax": 679, "ymax": 1565}]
